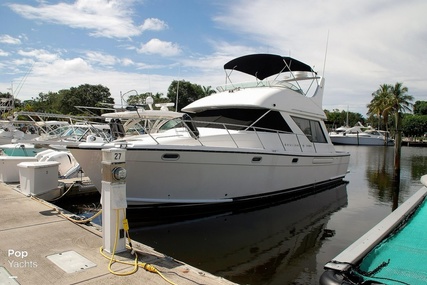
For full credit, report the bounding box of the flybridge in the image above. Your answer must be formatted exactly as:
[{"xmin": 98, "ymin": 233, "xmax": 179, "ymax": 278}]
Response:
[
  {"xmin": 217, "ymin": 54, "xmax": 322, "ymax": 98},
  {"xmin": 223, "ymin": 54, "xmax": 314, "ymax": 80}
]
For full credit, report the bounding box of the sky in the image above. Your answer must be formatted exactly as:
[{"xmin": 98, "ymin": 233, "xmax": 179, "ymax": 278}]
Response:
[{"xmin": 1, "ymin": 0, "xmax": 427, "ymax": 116}]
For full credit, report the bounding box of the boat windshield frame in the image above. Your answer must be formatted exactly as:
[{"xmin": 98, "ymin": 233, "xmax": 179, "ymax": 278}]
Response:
[
  {"xmin": 216, "ymin": 77, "xmax": 319, "ymax": 95},
  {"xmin": 219, "ymin": 54, "xmax": 320, "ymax": 97}
]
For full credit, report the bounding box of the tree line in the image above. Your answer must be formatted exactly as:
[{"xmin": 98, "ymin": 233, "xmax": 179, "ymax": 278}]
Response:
[
  {"xmin": 326, "ymin": 82, "xmax": 426, "ymax": 139},
  {"xmin": 0, "ymin": 80, "xmax": 216, "ymax": 118},
  {"xmin": 1, "ymin": 80, "xmax": 426, "ymax": 138}
]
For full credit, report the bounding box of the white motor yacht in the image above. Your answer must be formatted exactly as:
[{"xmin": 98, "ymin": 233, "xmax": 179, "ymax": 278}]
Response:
[
  {"xmin": 68, "ymin": 54, "xmax": 350, "ymax": 212},
  {"xmin": 329, "ymin": 123, "xmax": 394, "ymax": 146}
]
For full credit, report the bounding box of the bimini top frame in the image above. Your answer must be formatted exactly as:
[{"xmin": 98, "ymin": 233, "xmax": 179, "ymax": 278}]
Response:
[
  {"xmin": 221, "ymin": 54, "xmax": 320, "ymax": 97},
  {"xmin": 223, "ymin": 54, "xmax": 314, "ymax": 80}
]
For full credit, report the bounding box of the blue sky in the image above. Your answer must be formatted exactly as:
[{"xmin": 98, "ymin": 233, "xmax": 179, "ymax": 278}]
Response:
[{"xmin": 1, "ymin": 0, "xmax": 427, "ymax": 116}]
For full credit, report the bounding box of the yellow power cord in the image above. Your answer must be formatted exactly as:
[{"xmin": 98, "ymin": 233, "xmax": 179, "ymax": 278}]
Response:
[
  {"xmin": 31, "ymin": 196, "xmax": 177, "ymax": 284},
  {"xmin": 99, "ymin": 209, "xmax": 178, "ymax": 285}
]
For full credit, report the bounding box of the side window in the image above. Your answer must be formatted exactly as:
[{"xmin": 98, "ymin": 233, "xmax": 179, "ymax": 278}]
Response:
[
  {"xmin": 159, "ymin": 118, "xmax": 181, "ymax": 131},
  {"xmin": 310, "ymin": 120, "xmax": 327, "ymax": 143},
  {"xmin": 292, "ymin": 117, "xmax": 312, "ymax": 139},
  {"xmin": 292, "ymin": 116, "xmax": 327, "ymax": 143}
]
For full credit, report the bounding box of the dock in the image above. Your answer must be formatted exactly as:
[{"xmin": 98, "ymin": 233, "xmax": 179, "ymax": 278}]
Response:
[
  {"xmin": 0, "ymin": 182, "xmax": 237, "ymax": 285},
  {"xmin": 320, "ymin": 177, "xmax": 427, "ymax": 284},
  {"xmin": 401, "ymin": 140, "xmax": 427, "ymax": 147}
]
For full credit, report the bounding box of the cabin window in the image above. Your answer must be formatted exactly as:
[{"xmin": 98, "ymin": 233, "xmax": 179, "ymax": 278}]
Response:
[
  {"xmin": 189, "ymin": 108, "xmax": 292, "ymax": 133},
  {"xmin": 291, "ymin": 116, "xmax": 327, "ymax": 143}
]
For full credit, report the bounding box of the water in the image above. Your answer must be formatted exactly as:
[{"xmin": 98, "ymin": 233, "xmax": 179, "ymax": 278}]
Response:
[{"xmin": 128, "ymin": 146, "xmax": 427, "ymax": 285}]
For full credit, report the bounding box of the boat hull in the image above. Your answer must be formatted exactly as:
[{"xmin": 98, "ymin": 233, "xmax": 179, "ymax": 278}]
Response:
[
  {"xmin": 69, "ymin": 146, "xmax": 350, "ymax": 208},
  {"xmin": 330, "ymin": 135, "xmax": 394, "ymax": 146}
]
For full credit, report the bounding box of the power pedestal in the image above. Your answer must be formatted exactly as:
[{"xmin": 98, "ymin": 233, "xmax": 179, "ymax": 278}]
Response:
[{"xmin": 101, "ymin": 148, "xmax": 127, "ymax": 254}]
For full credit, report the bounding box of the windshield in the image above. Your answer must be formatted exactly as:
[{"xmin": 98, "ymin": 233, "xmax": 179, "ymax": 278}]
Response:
[
  {"xmin": 43, "ymin": 125, "xmax": 111, "ymax": 141},
  {"xmin": 159, "ymin": 118, "xmax": 182, "ymax": 131}
]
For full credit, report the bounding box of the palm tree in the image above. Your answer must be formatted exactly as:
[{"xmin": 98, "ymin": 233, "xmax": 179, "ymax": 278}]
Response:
[
  {"xmin": 202, "ymin": 86, "xmax": 216, "ymax": 96},
  {"xmin": 385, "ymin": 82, "xmax": 413, "ymax": 172},
  {"xmin": 367, "ymin": 84, "xmax": 391, "ymax": 130}
]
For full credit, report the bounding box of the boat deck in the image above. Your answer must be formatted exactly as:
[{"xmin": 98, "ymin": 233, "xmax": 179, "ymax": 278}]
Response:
[{"xmin": 0, "ymin": 182, "xmax": 237, "ymax": 285}]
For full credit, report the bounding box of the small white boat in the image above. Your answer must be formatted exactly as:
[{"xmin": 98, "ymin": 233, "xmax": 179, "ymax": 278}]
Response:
[
  {"xmin": 0, "ymin": 123, "xmax": 110, "ymax": 156},
  {"xmin": 329, "ymin": 123, "xmax": 394, "ymax": 146},
  {"xmin": 68, "ymin": 54, "xmax": 351, "ymax": 211},
  {"xmin": 0, "ymin": 120, "xmax": 70, "ymax": 156},
  {"xmin": 104, "ymin": 107, "xmax": 184, "ymax": 139},
  {"xmin": 0, "ymin": 120, "xmax": 40, "ymax": 145}
]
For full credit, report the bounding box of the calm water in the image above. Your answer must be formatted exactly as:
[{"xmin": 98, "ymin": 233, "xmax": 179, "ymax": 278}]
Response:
[{"xmin": 129, "ymin": 146, "xmax": 427, "ymax": 285}]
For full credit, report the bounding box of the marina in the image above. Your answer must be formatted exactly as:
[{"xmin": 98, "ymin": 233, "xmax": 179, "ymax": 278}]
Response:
[
  {"xmin": 0, "ymin": 53, "xmax": 425, "ymax": 284},
  {"xmin": 1, "ymin": 139, "xmax": 426, "ymax": 284},
  {"xmin": 2, "ymin": 2, "xmax": 427, "ymax": 284}
]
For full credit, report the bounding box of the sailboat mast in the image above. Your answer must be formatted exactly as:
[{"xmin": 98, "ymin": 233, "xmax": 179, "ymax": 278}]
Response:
[{"xmin": 346, "ymin": 105, "xmax": 349, "ymax": 127}]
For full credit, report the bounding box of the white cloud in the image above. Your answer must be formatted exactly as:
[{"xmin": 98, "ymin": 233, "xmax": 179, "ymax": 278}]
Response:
[
  {"xmin": 0, "ymin": 35, "xmax": 21, "ymax": 45},
  {"xmin": 4, "ymin": 0, "xmax": 427, "ymax": 117},
  {"xmin": 211, "ymin": 0, "xmax": 427, "ymax": 115},
  {"xmin": 17, "ymin": 49, "xmax": 59, "ymax": 62},
  {"xmin": 85, "ymin": 51, "xmax": 118, "ymax": 66},
  {"xmin": 140, "ymin": 18, "xmax": 168, "ymax": 32},
  {"xmin": 32, "ymin": 58, "xmax": 92, "ymax": 76},
  {"xmin": 0, "ymin": 50, "xmax": 9, "ymax": 57},
  {"xmin": 137, "ymin": 38, "xmax": 181, "ymax": 56},
  {"xmin": 121, "ymin": 58, "xmax": 134, "ymax": 66},
  {"xmin": 12, "ymin": 65, "xmax": 175, "ymax": 103},
  {"xmin": 12, "ymin": 58, "xmax": 34, "ymax": 67},
  {"xmin": 8, "ymin": 0, "xmax": 142, "ymax": 38}
]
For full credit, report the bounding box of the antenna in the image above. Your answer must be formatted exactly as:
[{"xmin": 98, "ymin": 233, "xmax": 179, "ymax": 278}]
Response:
[
  {"xmin": 322, "ymin": 30, "xmax": 330, "ymax": 77},
  {"xmin": 14, "ymin": 62, "xmax": 34, "ymax": 99},
  {"xmin": 175, "ymin": 80, "xmax": 180, "ymax": 112},
  {"xmin": 175, "ymin": 65, "xmax": 181, "ymax": 112}
]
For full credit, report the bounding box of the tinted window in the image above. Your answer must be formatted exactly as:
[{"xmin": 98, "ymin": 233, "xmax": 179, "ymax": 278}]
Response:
[
  {"xmin": 190, "ymin": 108, "xmax": 292, "ymax": 132},
  {"xmin": 292, "ymin": 116, "xmax": 327, "ymax": 143}
]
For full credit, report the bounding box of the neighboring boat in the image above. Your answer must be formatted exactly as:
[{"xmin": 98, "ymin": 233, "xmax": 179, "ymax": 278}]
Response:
[
  {"xmin": 320, "ymin": 175, "xmax": 427, "ymax": 285},
  {"xmin": 0, "ymin": 122, "xmax": 60, "ymax": 157},
  {"xmin": 103, "ymin": 107, "xmax": 184, "ymax": 139},
  {"xmin": 0, "ymin": 120, "xmax": 40, "ymax": 145},
  {"xmin": 68, "ymin": 53, "xmax": 350, "ymax": 212},
  {"xmin": 329, "ymin": 122, "xmax": 394, "ymax": 146},
  {"xmin": 0, "ymin": 123, "xmax": 110, "ymax": 156},
  {"xmin": 0, "ymin": 115, "xmax": 73, "ymax": 156}
]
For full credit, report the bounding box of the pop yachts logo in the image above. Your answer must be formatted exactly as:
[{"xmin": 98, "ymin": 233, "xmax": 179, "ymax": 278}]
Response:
[{"xmin": 7, "ymin": 249, "xmax": 38, "ymax": 268}]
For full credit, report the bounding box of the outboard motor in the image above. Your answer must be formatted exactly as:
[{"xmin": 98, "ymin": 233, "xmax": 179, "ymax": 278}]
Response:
[{"xmin": 182, "ymin": 114, "xmax": 199, "ymax": 139}]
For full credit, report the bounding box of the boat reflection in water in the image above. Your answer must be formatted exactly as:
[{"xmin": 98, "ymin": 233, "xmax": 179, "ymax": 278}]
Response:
[{"xmin": 131, "ymin": 182, "xmax": 348, "ymax": 285}]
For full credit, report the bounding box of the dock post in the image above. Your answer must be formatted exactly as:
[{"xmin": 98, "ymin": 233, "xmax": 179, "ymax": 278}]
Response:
[{"xmin": 101, "ymin": 148, "xmax": 127, "ymax": 254}]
